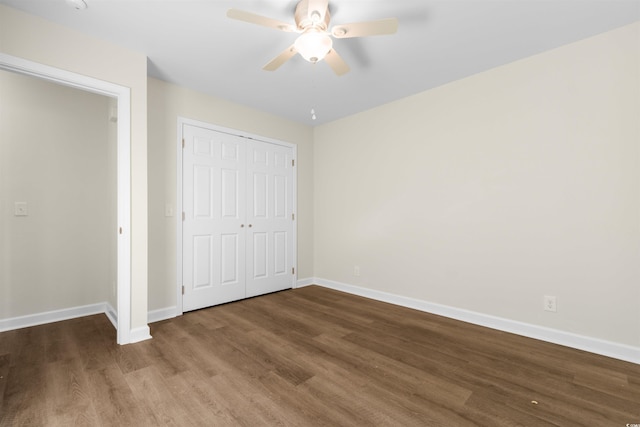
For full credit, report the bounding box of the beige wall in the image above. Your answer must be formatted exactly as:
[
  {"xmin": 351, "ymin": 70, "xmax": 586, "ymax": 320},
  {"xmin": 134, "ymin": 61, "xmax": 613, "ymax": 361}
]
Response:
[
  {"xmin": 314, "ymin": 23, "xmax": 640, "ymax": 347},
  {"xmin": 0, "ymin": 70, "xmax": 115, "ymax": 318},
  {"xmin": 0, "ymin": 5, "xmax": 149, "ymax": 329},
  {"xmin": 147, "ymin": 78, "xmax": 314, "ymax": 311}
]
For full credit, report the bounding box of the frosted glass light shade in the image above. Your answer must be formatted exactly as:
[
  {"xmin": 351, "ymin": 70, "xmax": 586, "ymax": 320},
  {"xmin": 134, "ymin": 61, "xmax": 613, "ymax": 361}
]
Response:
[{"xmin": 295, "ymin": 30, "xmax": 333, "ymax": 63}]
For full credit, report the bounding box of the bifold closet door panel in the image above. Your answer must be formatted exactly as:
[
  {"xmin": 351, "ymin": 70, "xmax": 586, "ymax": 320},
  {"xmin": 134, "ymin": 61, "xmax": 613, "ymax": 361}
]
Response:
[
  {"xmin": 245, "ymin": 140, "xmax": 294, "ymax": 298},
  {"xmin": 182, "ymin": 125, "xmax": 246, "ymax": 311}
]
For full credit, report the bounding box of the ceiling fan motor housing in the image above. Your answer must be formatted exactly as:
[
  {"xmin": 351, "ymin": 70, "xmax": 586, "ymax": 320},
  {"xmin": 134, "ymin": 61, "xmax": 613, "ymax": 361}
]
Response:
[{"xmin": 295, "ymin": 0, "xmax": 331, "ymax": 31}]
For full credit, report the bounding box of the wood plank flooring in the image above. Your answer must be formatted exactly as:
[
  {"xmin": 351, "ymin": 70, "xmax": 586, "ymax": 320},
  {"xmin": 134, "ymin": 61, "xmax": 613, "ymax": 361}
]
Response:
[{"xmin": 1, "ymin": 285, "xmax": 639, "ymax": 426}]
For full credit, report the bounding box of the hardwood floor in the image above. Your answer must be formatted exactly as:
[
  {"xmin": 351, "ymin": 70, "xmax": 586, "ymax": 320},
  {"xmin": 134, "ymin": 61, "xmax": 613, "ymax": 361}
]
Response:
[{"xmin": 1, "ymin": 285, "xmax": 638, "ymax": 426}]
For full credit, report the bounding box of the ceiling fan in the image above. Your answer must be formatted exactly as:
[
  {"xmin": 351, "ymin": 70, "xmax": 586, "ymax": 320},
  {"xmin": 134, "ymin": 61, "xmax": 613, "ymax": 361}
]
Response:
[{"xmin": 227, "ymin": 0, "xmax": 398, "ymax": 76}]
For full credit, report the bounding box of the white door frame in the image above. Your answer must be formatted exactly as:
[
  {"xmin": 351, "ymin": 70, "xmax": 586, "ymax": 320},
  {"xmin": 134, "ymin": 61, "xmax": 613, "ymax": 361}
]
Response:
[
  {"xmin": 176, "ymin": 117, "xmax": 297, "ymax": 315},
  {"xmin": 0, "ymin": 53, "xmax": 132, "ymax": 344}
]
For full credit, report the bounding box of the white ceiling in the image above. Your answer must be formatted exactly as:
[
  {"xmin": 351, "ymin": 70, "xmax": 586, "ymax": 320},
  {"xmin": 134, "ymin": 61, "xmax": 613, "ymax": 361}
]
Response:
[{"xmin": 3, "ymin": 0, "xmax": 638, "ymax": 125}]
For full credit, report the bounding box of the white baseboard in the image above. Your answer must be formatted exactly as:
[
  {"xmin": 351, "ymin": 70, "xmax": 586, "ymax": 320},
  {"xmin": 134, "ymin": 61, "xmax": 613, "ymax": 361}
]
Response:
[
  {"xmin": 148, "ymin": 306, "xmax": 177, "ymax": 323},
  {"xmin": 296, "ymin": 277, "xmax": 316, "ymax": 288},
  {"xmin": 129, "ymin": 325, "xmax": 152, "ymax": 343},
  {"xmin": 0, "ymin": 302, "xmax": 152, "ymax": 345},
  {"xmin": 306, "ymin": 278, "xmax": 640, "ymax": 365},
  {"xmin": 6, "ymin": 286, "xmax": 637, "ymax": 364},
  {"xmin": 105, "ymin": 302, "xmax": 117, "ymax": 329},
  {"xmin": 0, "ymin": 302, "xmax": 108, "ymax": 333}
]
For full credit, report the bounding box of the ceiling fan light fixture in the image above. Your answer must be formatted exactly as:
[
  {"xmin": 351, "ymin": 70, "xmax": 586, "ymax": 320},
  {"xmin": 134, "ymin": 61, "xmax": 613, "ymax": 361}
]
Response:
[{"xmin": 294, "ymin": 30, "xmax": 333, "ymax": 63}]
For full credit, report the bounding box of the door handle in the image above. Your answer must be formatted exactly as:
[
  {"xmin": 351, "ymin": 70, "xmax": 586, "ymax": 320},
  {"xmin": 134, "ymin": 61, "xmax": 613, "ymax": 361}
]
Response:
[
  {"xmin": 240, "ymin": 224, "xmax": 244, "ymax": 228},
  {"xmin": 248, "ymin": 224, "xmax": 252, "ymax": 228}
]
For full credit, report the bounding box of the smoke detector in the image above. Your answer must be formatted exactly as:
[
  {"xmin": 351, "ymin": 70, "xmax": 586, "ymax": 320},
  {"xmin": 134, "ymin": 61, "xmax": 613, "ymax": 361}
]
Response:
[{"xmin": 66, "ymin": 0, "xmax": 88, "ymax": 10}]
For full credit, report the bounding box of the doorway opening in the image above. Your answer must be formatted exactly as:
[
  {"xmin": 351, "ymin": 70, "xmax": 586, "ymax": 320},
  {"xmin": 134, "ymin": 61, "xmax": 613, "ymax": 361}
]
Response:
[{"xmin": 0, "ymin": 53, "xmax": 132, "ymax": 344}]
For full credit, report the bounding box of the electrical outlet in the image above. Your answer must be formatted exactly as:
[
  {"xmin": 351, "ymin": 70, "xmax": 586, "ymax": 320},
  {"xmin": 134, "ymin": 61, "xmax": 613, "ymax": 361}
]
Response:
[
  {"xmin": 354, "ymin": 265, "xmax": 360, "ymax": 277},
  {"xmin": 544, "ymin": 295, "xmax": 557, "ymax": 312}
]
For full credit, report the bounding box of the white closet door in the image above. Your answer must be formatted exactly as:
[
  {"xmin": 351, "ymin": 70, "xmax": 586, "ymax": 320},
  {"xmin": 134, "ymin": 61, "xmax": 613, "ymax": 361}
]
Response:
[
  {"xmin": 245, "ymin": 140, "xmax": 294, "ymax": 297},
  {"xmin": 182, "ymin": 125, "xmax": 246, "ymax": 311}
]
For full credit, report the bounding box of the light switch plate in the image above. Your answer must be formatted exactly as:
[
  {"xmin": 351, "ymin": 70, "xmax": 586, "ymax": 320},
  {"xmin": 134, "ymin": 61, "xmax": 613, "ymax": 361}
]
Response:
[{"xmin": 14, "ymin": 202, "xmax": 28, "ymax": 216}]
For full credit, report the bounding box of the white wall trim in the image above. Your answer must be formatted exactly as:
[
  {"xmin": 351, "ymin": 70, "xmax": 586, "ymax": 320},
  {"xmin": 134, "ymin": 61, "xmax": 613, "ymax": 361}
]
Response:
[
  {"xmin": 305, "ymin": 278, "xmax": 640, "ymax": 365},
  {"xmin": 175, "ymin": 118, "xmax": 184, "ymax": 318},
  {"xmin": 0, "ymin": 303, "xmax": 111, "ymax": 332},
  {"xmin": 296, "ymin": 277, "xmax": 316, "ymax": 288},
  {"xmin": 6, "ymin": 284, "xmax": 635, "ymax": 364},
  {"xmin": 0, "ymin": 302, "xmax": 171, "ymax": 335},
  {"xmin": 148, "ymin": 306, "xmax": 178, "ymax": 323},
  {"xmin": 105, "ymin": 302, "xmax": 118, "ymax": 329},
  {"xmin": 0, "ymin": 52, "xmax": 135, "ymax": 345},
  {"xmin": 129, "ymin": 325, "xmax": 152, "ymax": 343}
]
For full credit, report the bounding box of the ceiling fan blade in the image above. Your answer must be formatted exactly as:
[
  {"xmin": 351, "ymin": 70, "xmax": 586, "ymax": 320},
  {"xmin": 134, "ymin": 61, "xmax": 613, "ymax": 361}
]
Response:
[
  {"xmin": 263, "ymin": 45, "xmax": 298, "ymax": 71},
  {"xmin": 331, "ymin": 18, "xmax": 398, "ymax": 38},
  {"xmin": 227, "ymin": 9, "xmax": 295, "ymax": 32},
  {"xmin": 324, "ymin": 49, "xmax": 350, "ymax": 76}
]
